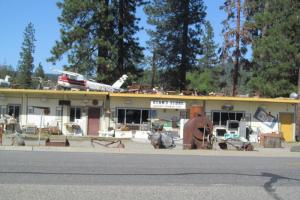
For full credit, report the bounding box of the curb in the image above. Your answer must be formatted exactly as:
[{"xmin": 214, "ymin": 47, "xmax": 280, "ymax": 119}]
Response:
[{"xmin": 0, "ymin": 145, "xmax": 299, "ymax": 157}]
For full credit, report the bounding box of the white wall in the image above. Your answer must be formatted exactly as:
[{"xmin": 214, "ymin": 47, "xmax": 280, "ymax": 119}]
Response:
[
  {"xmin": 1, "ymin": 95, "xmax": 105, "ymax": 136},
  {"xmin": 206, "ymin": 101, "xmax": 295, "ymax": 137},
  {"xmin": 109, "ymin": 97, "xmax": 203, "ymax": 131}
]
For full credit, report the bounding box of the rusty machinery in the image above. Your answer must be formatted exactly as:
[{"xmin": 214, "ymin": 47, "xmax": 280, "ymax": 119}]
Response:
[{"xmin": 183, "ymin": 112, "xmax": 214, "ymax": 149}]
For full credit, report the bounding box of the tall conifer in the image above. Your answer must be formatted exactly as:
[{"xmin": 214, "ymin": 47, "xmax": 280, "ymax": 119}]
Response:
[
  {"xmin": 145, "ymin": 0, "xmax": 206, "ymax": 90},
  {"xmin": 17, "ymin": 22, "xmax": 36, "ymax": 88}
]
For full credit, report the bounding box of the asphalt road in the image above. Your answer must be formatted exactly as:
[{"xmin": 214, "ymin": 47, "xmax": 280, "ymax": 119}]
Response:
[{"xmin": 0, "ymin": 151, "xmax": 299, "ymax": 200}]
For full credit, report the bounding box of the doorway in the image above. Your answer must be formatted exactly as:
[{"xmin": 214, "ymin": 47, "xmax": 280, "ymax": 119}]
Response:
[
  {"xmin": 88, "ymin": 107, "xmax": 101, "ymax": 136},
  {"xmin": 279, "ymin": 113, "xmax": 293, "ymax": 142}
]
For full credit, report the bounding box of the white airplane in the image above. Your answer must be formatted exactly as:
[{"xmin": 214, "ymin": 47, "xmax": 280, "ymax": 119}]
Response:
[
  {"xmin": 52, "ymin": 68, "xmax": 128, "ymax": 92},
  {"xmin": 0, "ymin": 75, "xmax": 11, "ymax": 87}
]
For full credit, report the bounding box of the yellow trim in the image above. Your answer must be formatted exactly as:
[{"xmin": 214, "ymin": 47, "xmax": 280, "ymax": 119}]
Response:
[
  {"xmin": 0, "ymin": 88, "xmax": 300, "ymax": 103},
  {"xmin": 111, "ymin": 93, "xmax": 300, "ymax": 103},
  {"xmin": 0, "ymin": 88, "xmax": 108, "ymax": 96}
]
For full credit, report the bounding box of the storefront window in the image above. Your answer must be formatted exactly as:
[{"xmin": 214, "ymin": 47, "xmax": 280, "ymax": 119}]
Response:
[
  {"xmin": 8, "ymin": 104, "xmax": 21, "ymax": 120},
  {"xmin": 56, "ymin": 107, "xmax": 62, "ymax": 119},
  {"xmin": 212, "ymin": 111, "xmax": 245, "ymax": 126},
  {"xmin": 126, "ymin": 109, "xmax": 141, "ymax": 124},
  {"xmin": 70, "ymin": 107, "xmax": 81, "ymax": 122},
  {"xmin": 0, "ymin": 105, "xmax": 6, "ymax": 115},
  {"xmin": 117, "ymin": 108, "xmax": 151, "ymax": 124}
]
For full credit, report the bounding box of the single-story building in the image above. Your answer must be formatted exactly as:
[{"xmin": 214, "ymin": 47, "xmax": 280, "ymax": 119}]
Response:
[{"xmin": 0, "ymin": 88, "xmax": 299, "ymax": 142}]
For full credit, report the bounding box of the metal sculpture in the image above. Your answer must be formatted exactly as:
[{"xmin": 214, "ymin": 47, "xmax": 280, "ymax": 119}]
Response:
[
  {"xmin": 183, "ymin": 113, "xmax": 214, "ymax": 149},
  {"xmin": 148, "ymin": 124, "xmax": 175, "ymax": 149}
]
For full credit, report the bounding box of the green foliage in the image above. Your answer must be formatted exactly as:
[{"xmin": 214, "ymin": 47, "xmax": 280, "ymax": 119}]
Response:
[
  {"xmin": 16, "ymin": 23, "xmax": 36, "ymax": 88},
  {"xmin": 199, "ymin": 21, "xmax": 219, "ymax": 68},
  {"xmin": 34, "ymin": 63, "xmax": 45, "ymax": 79},
  {"xmin": 220, "ymin": 0, "xmax": 251, "ymax": 96},
  {"xmin": 246, "ymin": 0, "xmax": 300, "ymax": 97},
  {"xmin": 187, "ymin": 68, "xmax": 217, "ymax": 94},
  {"xmin": 145, "ymin": 0, "xmax": 207, "ymax": 90},
  {"xmin": 49, "ymin": 0, "xmax": 144, "ymax": 84}
]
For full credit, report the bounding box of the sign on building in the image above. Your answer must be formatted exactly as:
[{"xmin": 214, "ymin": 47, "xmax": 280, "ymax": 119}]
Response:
[{"xmin": 150, "ymin": 100, "xmax": 186, "ymax": 109}]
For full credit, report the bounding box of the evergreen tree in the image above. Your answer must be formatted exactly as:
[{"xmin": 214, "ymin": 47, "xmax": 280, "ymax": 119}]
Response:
[
  {"xmin": 48, "ymin": 0, "xmax": 114, "ymax": 81},
  {"xmin": 220, "ymin": 0, "xmax": 251, "ymax": 96},
  {"xmin": 49, "ymin": 0, "xmax": 144, "ymax": 83},
  {"xmin": 199, "ymin": 21, "xmax": 219, "ymax": 68},
  {"xmin": 17, "ymin": 22, "xmax": 36, "ymax": 88},
  {"xmin": 34, "ymin": 63, "xmax": 45, "ymax": 79},
  {"xmin": 145, "ymin": 0, "xmax": 207, "ymax": 90},
  {"xmin": 187, "ymin": 68, "xmax": 219, "ymax": 94},
  {"xmin": 113, "ymin": 0, "xmax": 144, "ymax": 79},
  {"xmin": 246, "ymin": 0, "xmax": 300, "ymax": 97}
]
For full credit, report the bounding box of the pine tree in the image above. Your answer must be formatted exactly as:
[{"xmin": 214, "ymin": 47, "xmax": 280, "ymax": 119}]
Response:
[
  {"xmin": 246, "ymin": 0, "xmax": 300, "ymax": 97},
  {"xmin": 17, "ymin": 22, "xmax": 36, "ymax": 88},
  {"xmin": 145, "ymin": 0, "xmax": 207, "ymax": 90},
  {"xmin": 199, "ymin": 21, "xmax": 219, "ymax": 68},
  {"xmin": 220, "ymin": 0, "xmax": 251, "ymax": 96},
  {"xmin": 113, "ymin": 0, "xmax": 144, "ymax": 80},
  {"xmin": 48, "ymin": 0, "xmax": 114, "ymax": 81},
  {"xmin": 49, "ymin": 0, "xmax": 144, "ymax": 83},
  {"xmin": 34, "ymin": 63, "xmax": 45, "ymax": 79}
]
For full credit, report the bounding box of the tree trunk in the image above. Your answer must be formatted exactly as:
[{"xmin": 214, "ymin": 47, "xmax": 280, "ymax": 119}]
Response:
[
  {"xmin": 180, "ymin": 0, "xmax": 189, "ymax": 91},
  {"xmin": 117, "ymin": 0, "xmax": 124, "ymax": 77},
  {"xmin": 232, "ymin": 0, "xmax": 241, "ymax": 96},
  {"xmin": 151, "ymin": 51, "xmax": 156, "ymax": 88}
]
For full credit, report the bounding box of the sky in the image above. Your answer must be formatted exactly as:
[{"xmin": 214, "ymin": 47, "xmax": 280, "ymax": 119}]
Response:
[{"xmin": 0, "ymin": 0, "xmax": 226, "ymax": 73}]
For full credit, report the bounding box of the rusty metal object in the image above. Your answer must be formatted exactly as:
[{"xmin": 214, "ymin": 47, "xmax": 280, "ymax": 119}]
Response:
[
  {"xmin": 183, "ymin": 112, "xmax": 213, "ymax": 149},
  {"xmin": 91, "ymin": 138, "xmax": 125, "ymax": 148},
  {"xmin": 46, "ymin": 137, "xmax": 70, "ymax": 147},
  {"xmin": 218, "ymin": 139, "xmax": 254, "ymax": 151}
]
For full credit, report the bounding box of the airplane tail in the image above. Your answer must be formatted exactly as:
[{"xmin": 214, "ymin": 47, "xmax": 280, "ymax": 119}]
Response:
[
  {"xmin": 4, "ymin": 75, "xmax": 11, "ymax": 82},
  {"xmin": 112, "ymin": 75, "xmax": 128, "ymax": 89}
]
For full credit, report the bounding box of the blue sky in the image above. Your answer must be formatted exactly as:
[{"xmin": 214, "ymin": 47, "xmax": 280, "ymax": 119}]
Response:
[{"xmin": 0, "ymin": 0, "xmax": 225, "ymax": 73}]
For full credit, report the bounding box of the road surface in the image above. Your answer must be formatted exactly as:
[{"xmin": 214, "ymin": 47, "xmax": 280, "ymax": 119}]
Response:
[{"xmin": 0, "ymin": 151, "xmax": 299, "ymax": 200}]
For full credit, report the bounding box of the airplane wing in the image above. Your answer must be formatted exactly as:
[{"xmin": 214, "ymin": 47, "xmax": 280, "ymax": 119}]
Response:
[{"xmin": 51, "ymin": 67, "xmax": 84, "ymax": 78}]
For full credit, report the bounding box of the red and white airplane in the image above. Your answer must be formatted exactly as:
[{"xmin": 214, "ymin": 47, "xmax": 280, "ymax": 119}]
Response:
[{"xmin": 53, "ymin": 68, "xmax": 128, "ymax": 92}]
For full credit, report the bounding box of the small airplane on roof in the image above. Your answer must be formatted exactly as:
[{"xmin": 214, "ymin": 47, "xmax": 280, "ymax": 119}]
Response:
[
  {"xmin": 0, "ymin": 75, "xmax": 11, "ymax": 88},
  {"xmin": 52, "ymin": 68, "xmax": 128, "ymax": 92}
]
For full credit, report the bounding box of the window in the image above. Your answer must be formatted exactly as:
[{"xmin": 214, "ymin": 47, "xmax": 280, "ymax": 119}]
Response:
[
  {"xmin": 126, "ymin": 110, "xmax": 141, "ymax": 124},
  {"xmin": 117, "ymin": 108, "xmax": 151, "ymax": 124},
  {"xmin": 212, "ymin": 111, "xmax": 245, "ymax": 126},
  {"xmin": 27, "ymin": 106, "xmax": 34, "ymax": 114},
  {"xmin": 8, "ymin": 104, "xmax": 21, "ymax": 120},
  {"xmin": 70, "ymin": 107, "xmax": 81, "ymax": 122},
  {"xmin": 0, "ymin": 105, "xmax": 6, "ymax": 115},
  {"xmin": 56, "ymin": 107, "xmax": 62, "ymax": 119}
]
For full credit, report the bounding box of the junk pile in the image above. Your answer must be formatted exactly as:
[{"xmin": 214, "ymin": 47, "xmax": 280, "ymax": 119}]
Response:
[
  {"xmin": 0, "ymin": 114, "xmax": 18, "ymax": 134},
  {"xmin": 148, "ymin": 123, "xmax": 176, "ymax": 149},
  {"xmin": 0, "ymin": 114, "xmax": 25, "ymax": 146},
  {"xmin": 218, "ymin": 136, "xmax": 253, "ymax": 151},
  {"xmin": 215, "ymin": 119, "xmax": 254, "ymax": 151},
  {"xmin": 183, "ymin": 112, "xmax": 214, "ymax": 149},
  {"xmin": 11, "ymin": 132, "xmax": 25, "ymax": 146}
]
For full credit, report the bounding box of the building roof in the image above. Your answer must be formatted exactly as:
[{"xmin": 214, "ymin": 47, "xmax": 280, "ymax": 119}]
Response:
[{"xmin": 0, "ymin": 88, "xmax": 299, "ymax": 104}]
